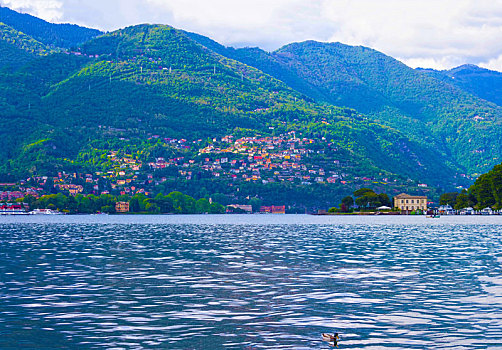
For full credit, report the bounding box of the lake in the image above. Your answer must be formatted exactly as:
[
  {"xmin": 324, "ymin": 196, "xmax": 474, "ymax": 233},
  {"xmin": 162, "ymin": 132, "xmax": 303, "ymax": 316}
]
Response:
[{"xmin": 1, "ymin": 215, "xmax": 501, "ymax": 349}]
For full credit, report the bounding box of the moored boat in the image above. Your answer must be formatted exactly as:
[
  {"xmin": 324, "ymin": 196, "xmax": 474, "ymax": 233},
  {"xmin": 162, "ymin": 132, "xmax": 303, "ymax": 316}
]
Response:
[
  {"xmin": 0, "ymin": 204, "xmax": 29, "ymax": 215},
  {"xmin": 29, "ymin": 208, "xmax": 63, "ymax": 215}
]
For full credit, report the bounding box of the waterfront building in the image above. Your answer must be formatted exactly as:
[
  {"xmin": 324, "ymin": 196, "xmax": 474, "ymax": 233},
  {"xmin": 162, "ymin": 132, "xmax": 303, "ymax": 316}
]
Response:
[
  {"xmin": 438, "ymin": 205, "xmax": 455, "ymax": 215},
  {"xmin": 227, "ymin": 204, "xmax": 253, "ymax": 213},
  {"xmin": 115, "ymin": 201, "xmax": 130, "ymax": 213},
  {"xmin": 459, "ymin": 207, "xmax": 475, "ymax": 215},
  {"xmin": 260, "ymin": 205, "xmax": 286, "ymax": 214},
  {"xmin": 394, "ymin": 193, "xmax": 427, "ymax": 212},
  {"xmin": 481, "ymin": 207, "xmax": 493, "ymax": 215}
]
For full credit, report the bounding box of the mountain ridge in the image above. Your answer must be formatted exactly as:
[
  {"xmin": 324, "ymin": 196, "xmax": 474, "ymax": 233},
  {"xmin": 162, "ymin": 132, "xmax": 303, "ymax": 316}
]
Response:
[
  {"xmin": 418, "ymin": 64, "xmax": 502, "ymax": 107},
  {"xmin": 0, "ymin": 6, "xmax": 102, "ymax": 48},
  {"xmin": 2, "ymin": 7, "xmax": 502, "ymax": 205}
]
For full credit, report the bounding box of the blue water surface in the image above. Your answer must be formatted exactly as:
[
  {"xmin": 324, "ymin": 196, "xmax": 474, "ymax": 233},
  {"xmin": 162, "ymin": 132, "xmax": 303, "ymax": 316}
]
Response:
[{"xmin": 1, "ymin": 215, "xmax": 501, "ymax": 349}]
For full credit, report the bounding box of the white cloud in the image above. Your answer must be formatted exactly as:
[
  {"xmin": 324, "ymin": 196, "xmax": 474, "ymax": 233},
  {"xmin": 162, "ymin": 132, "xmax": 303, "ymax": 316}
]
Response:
[
  {"xmin": 0, "ymin": 0, "xmax": 63, "ymax": 21},
  {"xmin": 480, "ymin": 54, "xmax": 502, "ymax": 72},
  {"xmin": 1, "ymin": 0, "xmax": 502, "ymax": 71},
  {"xmin": 145, "ymin": 0, "xmax": 335, "ymax": 50}
]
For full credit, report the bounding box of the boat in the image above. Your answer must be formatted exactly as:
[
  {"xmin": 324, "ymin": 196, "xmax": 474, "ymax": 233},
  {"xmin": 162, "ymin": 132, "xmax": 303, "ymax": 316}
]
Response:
[
  {"xmin": 0, "ymin": 204, "xmax": 29, "ymax": 215},
  {"xmin": 426, "ymin": 215, "xmax": 440, "ymax": 218},
  {"xmin": 29, "ymin": 208, "xmax": 63, "ymax": 215}
]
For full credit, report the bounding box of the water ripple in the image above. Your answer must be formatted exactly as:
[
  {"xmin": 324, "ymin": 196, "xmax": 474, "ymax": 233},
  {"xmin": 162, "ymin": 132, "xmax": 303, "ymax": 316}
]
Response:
[{"xmin": 1, "ymin": 219, "xmax": 501, "ymax": 348}]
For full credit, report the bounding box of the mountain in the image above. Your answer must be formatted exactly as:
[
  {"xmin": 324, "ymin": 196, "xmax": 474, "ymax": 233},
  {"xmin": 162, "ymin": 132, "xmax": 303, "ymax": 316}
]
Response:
[
  {"xmin": 3, "ymin": 6, "xmax": 501, "ymax": 206},
  {"xmin": 419, "ymin": 64, "xmax": 502, "ymax": 107},
  {"xmin": 200, "ymin": 40, "xmax": 502, "ymax": 177},
  {"xmin": 0, "ymin": 6, "xmax": 102, "ymax": 49},
  {"xmin": 0, "ymin": 19, "xmax": 456, "ymax": 207},
  {"xmin": 0, "ymin": 22, "xmax": 51, "ymax": 69}
]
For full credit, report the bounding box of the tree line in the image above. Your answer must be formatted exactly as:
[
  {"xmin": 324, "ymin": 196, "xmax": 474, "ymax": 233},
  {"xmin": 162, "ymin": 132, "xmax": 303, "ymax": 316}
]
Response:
[
  {"xmin": 440, "ymin": 163, "xmax": 502, "ymax": 210},
  {"xmin": 329, "ymin": 188, "xmax": 392, "ymax": 213},
  {"xmin": 20, "ymin": 191, "xmax": 225, "ymax": 214}
]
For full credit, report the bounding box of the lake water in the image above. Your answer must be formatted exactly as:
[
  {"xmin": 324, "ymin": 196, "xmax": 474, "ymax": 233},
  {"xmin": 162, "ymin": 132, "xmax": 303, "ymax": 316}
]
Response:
[{"xmin": 1, "ymin": 215, "xmax": 502, "ymax": 349}]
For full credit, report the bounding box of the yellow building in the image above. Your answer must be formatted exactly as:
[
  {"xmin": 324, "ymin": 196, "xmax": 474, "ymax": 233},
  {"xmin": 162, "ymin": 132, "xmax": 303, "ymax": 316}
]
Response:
[
  {"xmin": 394, "ymin": 193, "xmax": 427, "ymax": 212},
  {"xmin": 115, "ymin": 201, "xmax": 130, "ymax": 213}
]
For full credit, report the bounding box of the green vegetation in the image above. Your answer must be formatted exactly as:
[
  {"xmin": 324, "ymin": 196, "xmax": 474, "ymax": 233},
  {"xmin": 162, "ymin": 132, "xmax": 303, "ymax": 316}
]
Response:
[
  {"xmin": 23, "ymin": 191, "xmax": 225, "ymax": 214},
  {"xmin": 215, "ymin": 40, "xmax": 502, "ymax": 178},
  {"xmin": 0, "ymin": 22, "xmax": 457, "ymax": 192},
  {"xmin": 330, "ymin": 188, "xmax": 391, "ymax": 212},
  {"xmin": 439, "ymin": 192, "xmax": 459, "ymax": 206},
  {"xmin": 441, "ymin": 163, "xmax": 502, "ymax": 210},
  {"xmin": 2, "ymin": 7, "xmax": 502, "ymax": 205},
  {"xmin": 0, "ymin": 6, "xmax": 102, "ymax": 48},
  {"xmin": 421, "ymin": 65, "xmax": 502, "ymax": 108}
]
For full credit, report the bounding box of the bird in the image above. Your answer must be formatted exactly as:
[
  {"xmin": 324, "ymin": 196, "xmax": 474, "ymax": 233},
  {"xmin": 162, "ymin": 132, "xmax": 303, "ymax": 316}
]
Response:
[{"xmin": 322, "ymin": 333, "xmax": 339, "ymax": 347}]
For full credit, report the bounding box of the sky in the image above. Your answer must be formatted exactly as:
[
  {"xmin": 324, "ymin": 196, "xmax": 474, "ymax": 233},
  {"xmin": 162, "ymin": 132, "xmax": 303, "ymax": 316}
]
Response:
[{"xmin": 1, "ymin": 0, "xmax": 502, "ymax": 72}]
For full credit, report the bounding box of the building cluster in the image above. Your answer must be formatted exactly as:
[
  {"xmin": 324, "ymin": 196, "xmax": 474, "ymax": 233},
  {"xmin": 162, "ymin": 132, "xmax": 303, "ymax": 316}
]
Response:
[
  {"xmin": 2, "ymin": 130, "xmax": 428, "ymax": 203},
  {"xmin": 435, "ymin": 205, "xmax": 501, "ymax": 215},
  {"xmin": 158, "ymin": 132, "xmax": 352, "ymax": 185},
  {"xmin": 394, "ymin": 193, "xmax": 502, "ymax": 215},
  {"xmin": 226, "ymin": 204, "xmax": 286, "ymax": 214},
  {"xmin": 0, "ymin": 182, "xmax": 41, "ymax": 200}
]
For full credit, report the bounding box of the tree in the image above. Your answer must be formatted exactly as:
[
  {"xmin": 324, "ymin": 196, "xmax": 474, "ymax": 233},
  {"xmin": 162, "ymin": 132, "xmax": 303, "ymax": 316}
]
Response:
[
  {"xmin": 145, "ymin": 202, "xmax": 160, "ymax": 213},
  {"xmin": 101, "ymin": 205, "xmax": 115, "ymax": 213},
  {"xmin": 439, "ymin": 192, "xmax": 458, "ymax": 206},
  {"xmin": 195, "ymin": 198, "xmax": 210, "ymax": 213},
  {"xmin": 43, "ymin": 177, "xmax": 56, "ymax": 194},
  {"xmin": 353, "ymin": 188, "xmax": 373, "ymax": 197},
  {"xmin": 341, "ymin": 195, "xmax": 354, "ymax": 209},
  {"xmin": 211, "ymin": 193, "xmax": 230, "ymax": 206},
  {"xmin": 471, "ymin": 174, "xmax": 496, "ymax": 209},
  {"xmin": 248, "ymin": 197, "xmax": 262, "ymax": 212},
  {"xmin": 454, "ymin": 190, "xmax": 470, "ymax": 210},
  {"xmin": 209, "ymin": 202, "xmax": 225, "ymax": 214},
  {"xmin": 355, "ymin": 191, "xmax": 380, "ymax": 209},
  {"xmin": 22, "ymin": 194, "xmax": 37, "ymax": 208},
  {"xmin": 66, "ymin": 195, "xmax": 78, "ymax": 213},
  {"xmin": 129, "ymin": 196, "xmax": 141, "ymax": 212}
]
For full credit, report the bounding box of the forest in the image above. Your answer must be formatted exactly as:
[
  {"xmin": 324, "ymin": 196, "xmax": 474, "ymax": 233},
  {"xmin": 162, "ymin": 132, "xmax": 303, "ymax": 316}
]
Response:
[
  {"xmin": 440, "ymin": 163, "xmax": 502, "ymax": 210},
  {"xmin": 22, "ymin": 191, "xmax": 225, "ymax": 214}
]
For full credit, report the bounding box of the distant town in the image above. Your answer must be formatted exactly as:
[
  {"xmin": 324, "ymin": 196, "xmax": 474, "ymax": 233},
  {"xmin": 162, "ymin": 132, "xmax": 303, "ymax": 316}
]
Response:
[{"xmin": 0, "ymin": 131, "xmax": 439, "ymax": 201}]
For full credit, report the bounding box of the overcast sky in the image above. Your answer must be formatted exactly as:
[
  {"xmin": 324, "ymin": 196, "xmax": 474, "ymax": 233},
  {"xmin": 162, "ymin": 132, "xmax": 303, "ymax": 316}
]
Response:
[{"xmin": 2, "ymin": 0, "xmax": 502, "ymax": 71}]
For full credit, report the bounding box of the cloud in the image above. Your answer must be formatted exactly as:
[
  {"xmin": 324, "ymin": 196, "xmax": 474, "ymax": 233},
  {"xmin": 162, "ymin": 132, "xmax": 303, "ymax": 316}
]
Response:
[
  {"xmin": 1, "ymin": 0, "xmax": 502, "ymax": 71},
  {"xmin": 480, "ymin": 54, "xmax": 502, "ymax": 72},
  {"xmin": 318, "ymin": 0, "xmax": 502, "ymax": 71},
  {"xmin": 146, "ymin": 0, "xmax": 336, "ymax": 50},
  {"xmin": 0, "ymin": 0, "xmax": 63, "ymax": 21}
]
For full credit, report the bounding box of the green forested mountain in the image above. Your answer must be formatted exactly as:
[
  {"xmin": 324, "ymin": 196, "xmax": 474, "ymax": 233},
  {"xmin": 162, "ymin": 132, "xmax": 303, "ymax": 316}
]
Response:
[
  {"xmin": 1, "ymin": 7, "xmax": 502, "ymax": 205},
  {"xmin": 205, "ymin": 40, "xmax": 502, "ymax": 177},
  {"xmin": 419, "ymin": 65, "xmax": 502, "ymax": 107},
  {"xmin": 0, "ymin": 22, "xmax": 52, "ymax": 69},
  {"xmin": 0, "ymin": 6, "xmax": 102, "ymax": 48},
  {"xmin": 1, "ymin": 24, "xmax": 453, "ymax": 189}
]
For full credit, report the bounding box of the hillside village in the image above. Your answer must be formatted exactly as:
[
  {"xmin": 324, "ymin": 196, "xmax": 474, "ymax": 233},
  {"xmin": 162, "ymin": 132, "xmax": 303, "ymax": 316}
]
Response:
[
  {"xmin": 0, "ymin": 131, "xmax": 439, "ymax": 207},
  {"xmin": 152, "ymin": 132, "xmax": 351, "ymax": 185}
]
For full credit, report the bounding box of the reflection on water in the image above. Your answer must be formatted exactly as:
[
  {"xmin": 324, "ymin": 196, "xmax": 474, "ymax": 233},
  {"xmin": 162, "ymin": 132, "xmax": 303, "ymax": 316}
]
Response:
[{"xmin": 1, "ymin": 216, "xmax": 501, "ymax": 349}]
